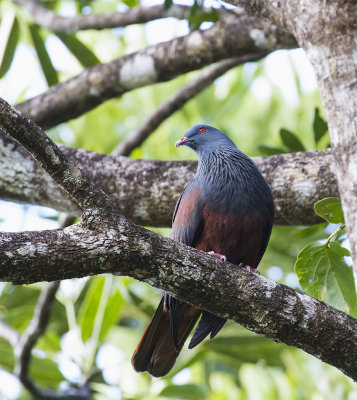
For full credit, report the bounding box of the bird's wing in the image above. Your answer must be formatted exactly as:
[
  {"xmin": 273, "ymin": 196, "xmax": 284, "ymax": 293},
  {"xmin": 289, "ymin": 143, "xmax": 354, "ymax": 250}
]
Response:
[
  {"xmin": 170, "ymin": 181, "xmax": 204, "ymax": 247},
  {"xmin": 167, "ymin": 181, "xmax": 205, "ymax": 347}
]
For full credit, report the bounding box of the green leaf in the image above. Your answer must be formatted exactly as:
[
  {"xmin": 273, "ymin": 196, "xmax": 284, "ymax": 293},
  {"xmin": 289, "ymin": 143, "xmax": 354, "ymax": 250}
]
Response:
[
  {"xmin": 160, "ymin": 384, "xmax": 208, "ymax": 399},
  {"xmin": 188, "ymin": 1, "xmax": 219, "ymax": 30},
  {"xmin": 98, "ymin": 288, "xmax": 124, "ymax": 342},
  {"xmin": 78, "ymin": 277, "xmax": 124, "ymax": 342},
  {"xmin": 164, "ymin": 0, "xmax": 173, "ymax": 9},
  {"xmin": 122, "ymin": 0, "xmax": 140, "ymax": 8},
  {"xmin": 0, "ymin": 13, "xmax": 19, "ymax": 78},
  {"xmin": 78, "ymin": 276, "xmax": 105, "ymax": 342},
  {"xmin": 28, "ymin": 24, "xmax": 59, "ymax": 86},
  {"xmin": 258, "ymin": 144, "xmax": 287, "ymax": 156},
  {"xmin": 280, "ymin": 128, "xmax": 305, "ymax": 152},
  {"xmin": 56, "ymin": 33, "xmax": 100, "ymax": 68},
  {"xmin": 314, "ymin": 197, "xmax": 345, "ymax": 224},
  {"xmin": 295, "ymin": 241, "xmax": 357, "ymax": 316},
  {"xmin": 313, "ymin": 108, "xmax": 328, "ymax": 144}
]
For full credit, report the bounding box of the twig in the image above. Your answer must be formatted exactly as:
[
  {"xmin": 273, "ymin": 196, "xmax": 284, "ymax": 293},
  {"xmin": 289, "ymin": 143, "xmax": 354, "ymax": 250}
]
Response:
[
  {"xmin": 112, "ymin": 55, "xmax": 265, "ymax": 156},
  {"xmin": 13, "ymin": 0, "xmax": 207, "ymax": 33},
  {"xmin": 13, "ymin": 281, "xmax": 91, "ymax": 400}
]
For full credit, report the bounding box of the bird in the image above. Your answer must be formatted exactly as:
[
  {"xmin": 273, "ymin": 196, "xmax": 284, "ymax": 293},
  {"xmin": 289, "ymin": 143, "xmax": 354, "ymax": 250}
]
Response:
[{"xmin": 131, "ymin": 124, "xmax": 274, "ymax": 377}]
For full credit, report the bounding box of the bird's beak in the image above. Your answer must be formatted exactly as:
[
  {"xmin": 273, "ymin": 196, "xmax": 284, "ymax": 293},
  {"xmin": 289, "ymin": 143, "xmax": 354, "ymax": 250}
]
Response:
[{"xmin": 175, "ymin": 137, "xmax": 188, "ymax": 147}]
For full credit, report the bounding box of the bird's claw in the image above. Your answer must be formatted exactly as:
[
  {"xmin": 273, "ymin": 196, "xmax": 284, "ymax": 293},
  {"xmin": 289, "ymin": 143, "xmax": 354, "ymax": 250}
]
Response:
[
  {"xmin": 238, "ymin": 263, "xmax": 259, "ymax": 274},
  {"xmin": 208, "ymin": 251, "xmax": 227, "ymax": 261}
]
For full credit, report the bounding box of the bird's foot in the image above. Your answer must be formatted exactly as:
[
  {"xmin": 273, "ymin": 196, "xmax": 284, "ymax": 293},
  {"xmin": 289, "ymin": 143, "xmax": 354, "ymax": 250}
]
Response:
[
  {"xmin": 238, "ymin": 263, "xmax": 259, "ymax": 274},
  {"xmin": 208, "ymin": 251, "xmax": 227, "ymax": 261}
]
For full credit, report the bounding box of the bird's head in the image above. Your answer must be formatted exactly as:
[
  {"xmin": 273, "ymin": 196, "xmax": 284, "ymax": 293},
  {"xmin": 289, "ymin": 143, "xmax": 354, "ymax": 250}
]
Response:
[{"xmin": 175, "ymin": 125, "xmax": 236, "ymax": 154}]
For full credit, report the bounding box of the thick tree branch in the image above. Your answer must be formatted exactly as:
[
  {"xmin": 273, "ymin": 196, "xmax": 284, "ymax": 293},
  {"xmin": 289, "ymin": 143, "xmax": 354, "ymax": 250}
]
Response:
[
  {"xmin": 13, "ymin": 0, "xmax": 214, "ymax": 33},
  {"xmin": 225, "ymin": 0, "xmax": 290, "ymax": 30},
  {"xmin": 0, "ymin": 223, "xmax": 356, "ymax": 381},
  {"xmin": 0, "ymin": 98, "xmax": 119, "ymax": 227},
  {"xmin": 0, "ymin": 129, "xmax": 338, "ymax": 227},
  {"xmin": 15, "ymin": 16, "xmax": 296, "ymax": 129},
  {"xmin": 112, "ymin": 56, "xmax": 263, "ymax": 156}
]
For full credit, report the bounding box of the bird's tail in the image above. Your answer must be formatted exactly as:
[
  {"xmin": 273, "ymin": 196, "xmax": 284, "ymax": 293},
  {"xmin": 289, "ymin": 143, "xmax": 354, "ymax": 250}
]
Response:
[{"xmin": 131, "ymin": 297, "xmax": 200, "ymax": 377}]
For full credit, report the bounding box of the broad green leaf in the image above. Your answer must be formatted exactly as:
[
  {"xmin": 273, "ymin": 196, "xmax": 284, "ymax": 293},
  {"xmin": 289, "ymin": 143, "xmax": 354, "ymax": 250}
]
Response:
[
  {"xmin": 188, "ymin": 1, "xmax": 219, "ymax": 30},
  {"xmin": 258, "ymin": 144, "xmax": 287, "ymax": 156},
  {"xmin": 313, "ymin": 107, "xmax": 328, "ymax": 144},
  {"xmin": 78, "ymin": 276, "xmax": 105, "ymax": 342},
  {"xmin": 30, "ymin": 356, "xmax": 65, "ymax": 387},
  {"xmin": 123, "ymin": 0, "xmax": 140, "ymax": 8},
  {"xmin": 314, "ymin": 197, "xmax": 344, "ymax": 224},
  {"xmin": 78, "ymin": 276, "xmax": 123, "ymax": 342},
  {"xmin": 0, "ymin": 339, "xmax": 15, "ymax": 371},
  {"xmin": 0, "ymin": 12, "xmax": 19, "ymax": 78},
  {"xmin": 29, "ymin": 24, "xmax": 59, "ymax": 86},
  {"xmin": 160, "ymin": 384, "xmax": 208, "ymax": 399},
  {"xmin": 295, "ymin": 241, "xmax": 357, "ymax": 316},
  {"xmin": 56, "ymin": 33, "xmax": 100, "ymax": 68},
  {"xmin": 98, "ymin": 288, "xmax": 124, "ymax": 342},
  {"xmin": 280, "ymin": 128, "xmax": 305, "ymax": 152},
  {"xmin": 294, "ymin": 224, "xmax": 326, "ymax": 238}
]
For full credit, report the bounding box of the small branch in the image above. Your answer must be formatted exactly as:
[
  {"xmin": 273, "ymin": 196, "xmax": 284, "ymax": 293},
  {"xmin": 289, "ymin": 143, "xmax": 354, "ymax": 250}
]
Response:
[
  {"xmin": 112, "ymin": 55, "xmax": 265, "ymax": 156},
  {"xmin": 15, "ymin": 16, "xmax": 296, "ymax": 129},
  {"xmin": 13, "ymin": 0, "xmax": 209, "ymax": 33},
  {"xmin": 325, "ymin": 224, "xmax": 345, "ymax": 248},
  {"xmin": 14, "ymin": 282, "xmax": 91, "ymax": 400},
  {"xmin": 0, "ymin": 98, "xmax": 118, "ymax": 227},
  {"xmin": 224, "ymin": 0, "xmax": 290, "ymax": 30}
]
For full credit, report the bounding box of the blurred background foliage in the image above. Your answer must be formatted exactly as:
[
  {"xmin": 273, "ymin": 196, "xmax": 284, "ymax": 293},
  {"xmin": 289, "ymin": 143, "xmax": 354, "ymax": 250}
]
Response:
[{"xmin": 0, "ymin": 0, "xmax": 357, "ymax": 398}]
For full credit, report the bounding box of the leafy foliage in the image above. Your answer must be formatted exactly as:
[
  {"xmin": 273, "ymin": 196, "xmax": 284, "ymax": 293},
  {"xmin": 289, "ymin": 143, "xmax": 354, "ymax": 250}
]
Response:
[
  {"xmin": 259, "ymin": 108, "xmax": 329, "ymax": 155},
  {"xmin": 0, "ymin": 11, "xmax": 19, "ymax": 79},
  {"xmin": 295, "ymin": 197, "xmax": 356, "ymax": 316},
  {"xmin": 29, "ymin": 25, "xmax": 59, "ymax": 86},
  {"xmin": 295, "ymin": 241, "xmax": 357, "ymax": 315}
]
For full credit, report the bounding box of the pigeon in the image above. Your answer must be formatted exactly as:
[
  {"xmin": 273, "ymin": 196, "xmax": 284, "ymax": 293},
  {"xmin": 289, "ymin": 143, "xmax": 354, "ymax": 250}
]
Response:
[{"xmin": 131, "ymin": 124, "xmax": 274, "ymax": 377}]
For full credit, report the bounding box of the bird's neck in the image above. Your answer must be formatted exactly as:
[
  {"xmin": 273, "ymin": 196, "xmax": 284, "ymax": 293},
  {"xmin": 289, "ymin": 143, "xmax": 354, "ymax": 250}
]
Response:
[{"xmin": 194, "ymin": 147, "xmax": 270, "ymax": 209}]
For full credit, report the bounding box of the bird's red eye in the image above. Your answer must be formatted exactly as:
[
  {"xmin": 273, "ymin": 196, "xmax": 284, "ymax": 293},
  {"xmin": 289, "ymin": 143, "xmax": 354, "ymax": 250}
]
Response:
[{"xmin": 199, "ymin": 127, "xmax": 206, "ymax": 133}]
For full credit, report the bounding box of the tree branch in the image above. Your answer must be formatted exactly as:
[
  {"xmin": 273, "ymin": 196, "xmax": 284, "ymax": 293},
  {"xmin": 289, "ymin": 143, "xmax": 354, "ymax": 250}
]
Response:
[
  {"xmin": 0, "ymin": 98, "xmax": 119, "ymax": 228},
  {"xmin": 224, "ymin": 0, "xmax": 290, "ymax": 30},
  {"xmin": 0, "ymin": 222, "xmax": 356, "ymax": 381},
  {"xmin": 112, "ymin": 56, "xmax": 263, "ymax": 156},
  {"xmin": 13, "ymin": 282, "xmax": 91, "ymax": 400},
  {"xmin": 0, "ymin": 129, "xmax": 338, "ymax": 227},
  {"xmin": 15, "ymin": 16, "xmax": 296, "ymax": 129},
  {"xmin": 13, "ymin": 0, "xmax": 213, "ymax": 33}
]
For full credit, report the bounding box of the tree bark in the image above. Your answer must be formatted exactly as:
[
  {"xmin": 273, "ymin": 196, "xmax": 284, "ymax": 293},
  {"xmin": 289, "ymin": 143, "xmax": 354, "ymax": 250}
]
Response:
[{"xmin": 0, "ymin": 130, "xmax": 337, "ymax": 227}]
